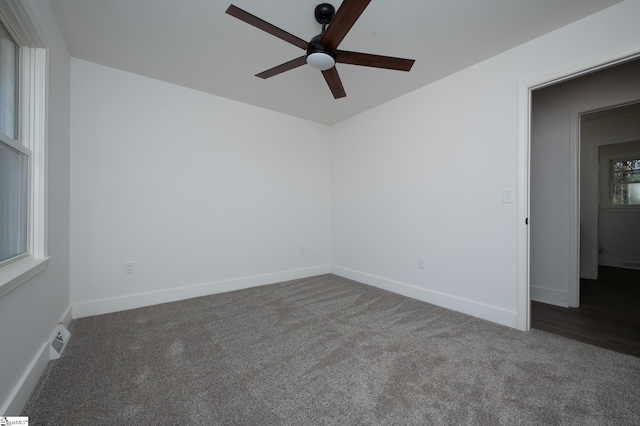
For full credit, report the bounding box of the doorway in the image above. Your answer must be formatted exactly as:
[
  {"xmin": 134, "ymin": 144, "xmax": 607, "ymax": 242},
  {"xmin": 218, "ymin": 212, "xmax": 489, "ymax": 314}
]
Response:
[
  {"xmin": 528, "ymin": 59, "xmax": 640, "ymax": 355},
  {"xmin": 582, "ymin": 106, "xmax": 640, "ymax": 281},
  {"xmin": 531, "ymin": 266, "xmax": 640, "ymax": 357}
]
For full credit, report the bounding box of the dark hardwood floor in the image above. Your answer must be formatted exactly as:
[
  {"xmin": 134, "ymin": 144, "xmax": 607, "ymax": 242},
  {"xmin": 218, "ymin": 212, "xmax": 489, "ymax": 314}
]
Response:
[{"xmin": 531, "ymin": 266, "xmax": 640, "ymax": 357}]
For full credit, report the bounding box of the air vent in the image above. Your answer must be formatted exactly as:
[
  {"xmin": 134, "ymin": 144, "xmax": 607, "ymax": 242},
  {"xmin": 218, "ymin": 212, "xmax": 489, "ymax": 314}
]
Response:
[{"xmin": 50, "ymin": 324, "xmax": 71, "ymax": 360}]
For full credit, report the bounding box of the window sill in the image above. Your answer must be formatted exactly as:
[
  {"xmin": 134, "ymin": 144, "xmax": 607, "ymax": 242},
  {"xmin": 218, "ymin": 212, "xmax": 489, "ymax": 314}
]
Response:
[{"xmin": 0, "ymin": 257, "xmax": 50, "ymax": 299}]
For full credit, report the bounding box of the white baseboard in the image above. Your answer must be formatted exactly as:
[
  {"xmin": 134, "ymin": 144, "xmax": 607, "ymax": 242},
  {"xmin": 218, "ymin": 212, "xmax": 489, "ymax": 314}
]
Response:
[
  {"xmin": 599, "ymin": 256, "xmax": 621, "ymax": 267},
  {"xmin": 58, "ymin": 305, "xmax": 72, "ymax": 328},
  {"xmin": 530, "ymin": 286, "xmax": 568, "ymax": 307},
  {"xmin": 1, "ymin": 305, "xmax": 74, "ymax": 415},
  {"xmin": 621, "ymin": 260, "xmax": 640, "ymax": 270},
  {"xmin": 599, "ymin": 257, "xmax": 640, "ymax": 270},
  {"xmin": 72, "ymin": 265, "xmax": 331, "ymax": 319},
  {"xmin": 1, "ymin": 304, "xmax": 74, "ymax": 416},
  {"xmin": 1, "ymin": 342, "xmax": 48, "ymax": 416},
  {"xmin": 331, "ymin": 266, "xmax": 517, "ymax": 329}
]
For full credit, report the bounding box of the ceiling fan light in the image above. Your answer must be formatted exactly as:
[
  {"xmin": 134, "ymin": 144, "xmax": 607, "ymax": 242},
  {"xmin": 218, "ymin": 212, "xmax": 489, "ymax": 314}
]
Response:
[{"xmin": 307, "ymin": 52, "xmax": 335, "ymax": 71}]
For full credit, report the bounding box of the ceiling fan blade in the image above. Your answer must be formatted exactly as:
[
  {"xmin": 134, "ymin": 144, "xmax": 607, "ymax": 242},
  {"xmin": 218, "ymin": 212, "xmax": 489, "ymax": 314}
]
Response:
[
  {"xmin": 320, "ymin": 0, "xmax": 371, "ymax": 50},
  {"xmin": 256, "ymin": 56, "xmax": 307, "ymax": 79},
  {"xmin": 322, "ymin": 67, "xmax": 346, "ymax": 99},
  {"xmin": 336, "ymin": 50, "xmax": 415, "ymax": 71},
  {"xmin": 226, "ymin": 5, "xmax": 309, "ymax": 50}
]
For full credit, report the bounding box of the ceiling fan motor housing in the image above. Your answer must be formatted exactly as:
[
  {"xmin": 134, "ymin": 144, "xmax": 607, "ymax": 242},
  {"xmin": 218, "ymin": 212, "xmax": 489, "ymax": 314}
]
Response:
[
  {"xmin": 306, "ymin": 33, "xmax": 336, "ymax": 70},
  {"xmin": 314, "ymin": 3, "xmax": 335, "ymax": 25},
  {"xmin": 307, "ymin": 34, "xmax": 335, "ymax": 58}
]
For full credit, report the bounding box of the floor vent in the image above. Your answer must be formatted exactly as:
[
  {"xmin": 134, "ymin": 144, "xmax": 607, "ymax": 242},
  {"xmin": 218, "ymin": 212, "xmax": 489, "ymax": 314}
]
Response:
[{"xmin": 50, "ymin": 324, "xmax": 71, "ymax": 360}]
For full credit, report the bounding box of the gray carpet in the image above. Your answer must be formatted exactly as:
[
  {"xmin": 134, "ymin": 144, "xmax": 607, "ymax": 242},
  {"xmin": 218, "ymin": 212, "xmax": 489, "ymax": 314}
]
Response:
[{"xmin": 23, "ymin": 274, "xmax": 640, "ymax": 425}]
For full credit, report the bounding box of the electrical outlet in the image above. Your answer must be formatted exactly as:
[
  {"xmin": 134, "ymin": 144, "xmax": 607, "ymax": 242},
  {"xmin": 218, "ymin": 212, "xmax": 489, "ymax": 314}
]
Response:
[
  {"xmin": 300, "ymin": 246, "xmax": 305, "ymax": 255},
  {"xmin": 124, "ymin": 261, "xmax": 134, "ymax": 274},
  {"xmin": 418, "ymin": 257, "xmax": 425, "ymax": 270}
]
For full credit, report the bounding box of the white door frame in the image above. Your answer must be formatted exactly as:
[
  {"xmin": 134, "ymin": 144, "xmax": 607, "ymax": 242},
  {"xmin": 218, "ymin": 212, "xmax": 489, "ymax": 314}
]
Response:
[{"xmin": 516, "ymin": 49, "xmax": 640, "ymax": 331}]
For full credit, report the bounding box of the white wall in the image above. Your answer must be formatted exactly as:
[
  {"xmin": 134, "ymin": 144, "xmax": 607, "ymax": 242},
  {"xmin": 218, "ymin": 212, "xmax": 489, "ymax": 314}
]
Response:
[
  {"xmin": 331, "ymin": 0, "xmax": 640, "ymax": 327},
  {"xmin": 531, "ymin": 59, "xmax": 640, "ymax": 306},
  {"xmin": 69, "ymin": 59, "xmax": 332, "ymax": 317},
  {"xmin": 597, "ymin": 140, "xmax": 640, "ymax": 267},
  {"xmin": 4, "ymin": 0, "xmax": 640, "ymax": 414},
  {"xmin": 0, "ymin": 0, "xmax": 70, "ymax": 415}
]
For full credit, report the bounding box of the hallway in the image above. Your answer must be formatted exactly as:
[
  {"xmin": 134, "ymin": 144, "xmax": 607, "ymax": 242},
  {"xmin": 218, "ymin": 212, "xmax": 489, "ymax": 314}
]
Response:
[{"xmin": 531, "ymin": 266, "xmax": 640, "ymax": 357}]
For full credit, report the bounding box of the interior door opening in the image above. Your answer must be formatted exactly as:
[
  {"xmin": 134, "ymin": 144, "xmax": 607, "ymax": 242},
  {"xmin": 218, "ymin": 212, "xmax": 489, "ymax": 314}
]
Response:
[{"xmin": 527, "ymin": 58, "xmax": 640, "ymax": 355}]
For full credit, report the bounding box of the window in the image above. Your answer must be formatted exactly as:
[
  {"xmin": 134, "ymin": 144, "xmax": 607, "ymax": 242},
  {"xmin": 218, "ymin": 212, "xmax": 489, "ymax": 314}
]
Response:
[
  {"xmin": 610, "ymin": 157, "xmax": 640, "ymax": 206},
  {"xmin": 0, "ymin": 18, "xmax": 29, "ymax": 266},
  {"xmin": 0, "ymin": 2, "xmax": 48, "ymax": 298},
  {"xmin": 0, "ymin": 19, "xmax": 18, "ymax": 140}
]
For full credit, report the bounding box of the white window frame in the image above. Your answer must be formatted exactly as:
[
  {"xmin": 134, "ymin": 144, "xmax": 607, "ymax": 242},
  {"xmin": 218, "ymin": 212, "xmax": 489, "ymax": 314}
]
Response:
[
  {"xmin": 0, "ymin": 1, "xmax": 49, "ymax": 299},
  {"xmin": 608, "ymin": 155, "xmax": 640, "ymax": 209},
  {"xmin": 599, "ymin": 142, "xmax": 640, "ymax": 214}
]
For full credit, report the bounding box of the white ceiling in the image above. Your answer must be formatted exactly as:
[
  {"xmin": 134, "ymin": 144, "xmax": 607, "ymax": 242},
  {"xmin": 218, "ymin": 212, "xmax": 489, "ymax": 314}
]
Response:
[{"xmin": 50, "ymin": 0, "xmax": 623, "ymax": 125}]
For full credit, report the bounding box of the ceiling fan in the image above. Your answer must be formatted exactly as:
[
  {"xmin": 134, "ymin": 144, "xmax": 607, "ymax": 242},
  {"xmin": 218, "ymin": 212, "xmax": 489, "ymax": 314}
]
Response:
[{"xmin": 226, "ymin": 0, "xmax": 415, "ymax": 99}]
